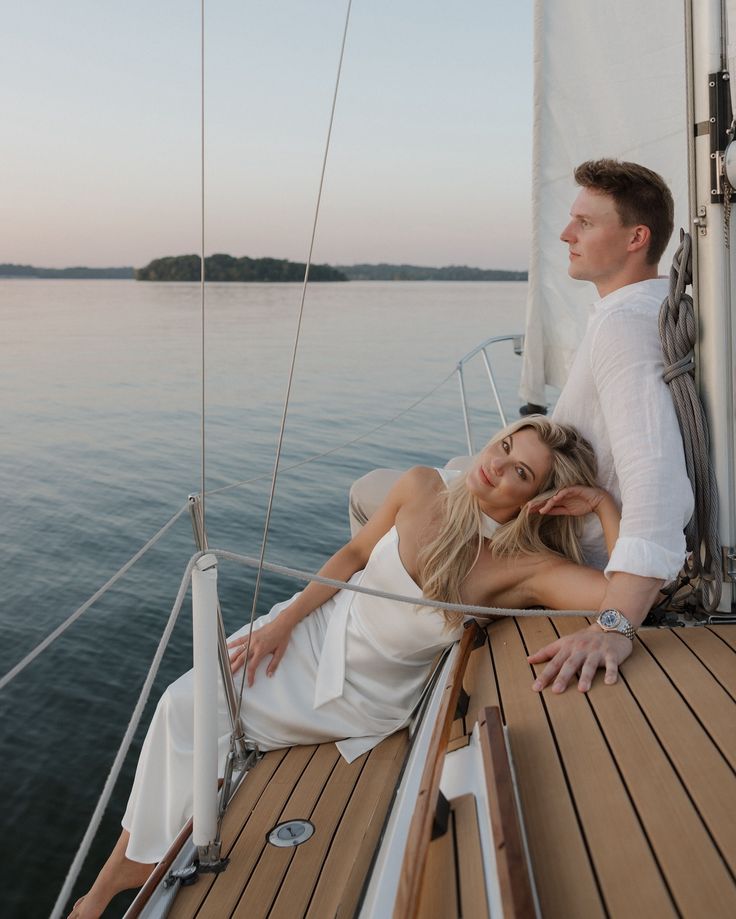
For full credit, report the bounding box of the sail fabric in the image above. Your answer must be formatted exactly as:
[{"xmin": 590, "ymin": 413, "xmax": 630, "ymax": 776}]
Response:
[
  {"xmin": 728, "ymin": 1, "xmax": 736, "ymax": 117},
  {"xmin": 520, "ymin": 0, "xmax": 689, "ymax": 405}
]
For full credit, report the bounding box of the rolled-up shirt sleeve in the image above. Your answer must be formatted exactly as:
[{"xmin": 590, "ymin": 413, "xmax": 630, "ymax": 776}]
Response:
[{"xmin": 589, "ymin": 308, "xmax": 694, "ymax": 581}]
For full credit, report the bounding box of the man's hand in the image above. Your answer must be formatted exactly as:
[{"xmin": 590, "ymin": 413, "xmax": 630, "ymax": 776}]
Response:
[
  {"xmin": 227, "ymin": 615, "xmax": 294, "ymax": 686},
  {"xmin": 527, "ymin": 624, "xmax": 632, "ymax": 693}
]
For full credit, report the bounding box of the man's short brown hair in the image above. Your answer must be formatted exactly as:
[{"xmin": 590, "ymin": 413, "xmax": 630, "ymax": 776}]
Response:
[{"xmin": 574, "ymin": 159, "xmax": 674, "ymax": 265}]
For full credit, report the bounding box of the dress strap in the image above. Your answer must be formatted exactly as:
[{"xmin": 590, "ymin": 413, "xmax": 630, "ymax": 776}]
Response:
[{"xmin": 312, "ymin": 570, "xmax": 363, "ymax": 708}]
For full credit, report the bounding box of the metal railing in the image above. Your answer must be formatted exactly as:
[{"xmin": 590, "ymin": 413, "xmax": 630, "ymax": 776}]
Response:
[{"xmin": 455, "ymin": 334, "xmax": 524, "ymax": 454}]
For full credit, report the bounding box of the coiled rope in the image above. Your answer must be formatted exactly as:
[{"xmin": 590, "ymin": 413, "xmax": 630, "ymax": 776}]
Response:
[{"xmin": 659, "ymin": 230, "xmax": 722, "ymax": 610}]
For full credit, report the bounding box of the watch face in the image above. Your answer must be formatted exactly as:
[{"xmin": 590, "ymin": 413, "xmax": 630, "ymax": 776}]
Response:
[{"xmin": 599, "ymin": 610, "xmax": 621, "ymax": 629}]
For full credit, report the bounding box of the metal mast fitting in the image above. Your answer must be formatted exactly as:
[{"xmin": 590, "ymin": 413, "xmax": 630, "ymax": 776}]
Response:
[{"xmin": 707, "ymin": 70, "xmax": 733, "ymax": 202}]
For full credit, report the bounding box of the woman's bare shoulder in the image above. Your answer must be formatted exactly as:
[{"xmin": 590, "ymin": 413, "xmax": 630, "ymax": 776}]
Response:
[{"xmin": 400, "ymin": 465, "xmax": 447, "ymax": 493}]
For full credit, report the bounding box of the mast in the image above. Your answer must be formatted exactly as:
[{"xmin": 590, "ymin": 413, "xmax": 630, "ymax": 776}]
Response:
[{"xmin": 688, "ymin": 0, "xmax": 736, "ymax": 612}]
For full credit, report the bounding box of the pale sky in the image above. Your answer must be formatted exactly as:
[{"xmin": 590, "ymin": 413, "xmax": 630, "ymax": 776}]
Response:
[{"xmin": 1, "ymin": 1, "xmax": 532, "ymax": 270}]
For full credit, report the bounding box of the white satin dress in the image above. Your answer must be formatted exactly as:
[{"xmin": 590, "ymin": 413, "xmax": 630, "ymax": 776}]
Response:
[{"xmin": 122, "ymin": 472, "xmax": 497, "ymax": 863}]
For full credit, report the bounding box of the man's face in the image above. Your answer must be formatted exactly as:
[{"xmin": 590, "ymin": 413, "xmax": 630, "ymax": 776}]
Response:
[{"xmin": 560, "ymin": 187, "xmax": 638, "ymax": 295}]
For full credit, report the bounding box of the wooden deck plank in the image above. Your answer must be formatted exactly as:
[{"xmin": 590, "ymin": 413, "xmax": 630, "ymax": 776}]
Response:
[
  {"xmin": 453, "ymin": 793, "xmax": 490, "ymax": 919},
  {"xmin": 306, "ymin": 729, "xmax": 409, "ymax": 919},
  {"xmin": 186, "ymin": 745, "xmax": 316, "ymax": 919},
  {"xmin": 268, "ymin": 750, "xmax": 368, "ymax": 919},
  {"xmin": 708, "ymin": 624, "xmax": 736, "ymax": 652},
  {"xmin": 486, "ymin": 618, "xmax": 605, "ymax": 919},
  {"xmin": 416, "ymin": 809, "xmax": 459, "ymax": 919},
  {"xmin": 520, "ymin": 617, "xmax": 677, "ymax": 918},
  {"xmin": 674, "ymin": 627, "xmax": 736, "ymax": 699},
  {"xmin": 637, "ymin": 627, "xmax": 736, "ymax": 769},
  {"xmin": 617, "ymin": 629, "xmax": 736, "ymax": 876},
  {"xmin": 231, "ymin": 743, "xmax": 341, "ymax": 919},
  {"xmin": 554, "ymin": 618, "xmax": 736, "ymax": 918},
  {"xmin": 464, "ymin": 637, "xmax": 500, "ymax": 731},
  {"xmin": 168, "ymin": 748, "xmax": 289, "ymax": 919}
]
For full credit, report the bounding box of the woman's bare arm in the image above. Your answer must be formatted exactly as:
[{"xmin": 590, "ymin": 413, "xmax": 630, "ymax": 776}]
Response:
[
  {"xmin": 530, "ymin": 485, "xmax": 621, "ymax": 557},
  {"xmin": 230, "ymin": 466, "xmax": 435, "ymax": 683},
  {"xmin": 526, "ymin": 556, "xmax": 608, "ymax": 611},
  {"xmin": 524, "ymin": 485, "xmax": 621, "ymax": 610}
]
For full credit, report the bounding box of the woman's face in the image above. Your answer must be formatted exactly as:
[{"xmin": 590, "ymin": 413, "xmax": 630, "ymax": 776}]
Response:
[{"xmin": 466, "ymin": 427, "xmax": 553, "ymax": 523}]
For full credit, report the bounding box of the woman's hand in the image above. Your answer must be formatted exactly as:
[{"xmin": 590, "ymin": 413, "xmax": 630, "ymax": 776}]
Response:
[
  {"xmin": 227, "ymin": 615, "xmax": 294, "ymax": 686},
  {"xmin": 528, "ymin": 485, "xmax": 609, "ymax": 518}
]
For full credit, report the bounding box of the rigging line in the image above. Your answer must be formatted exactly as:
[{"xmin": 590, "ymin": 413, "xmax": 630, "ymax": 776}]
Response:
[
  {"xmin": 200, "ymin": 0, "xmax": 207, "ymax": 535},
  {"xmin": 206, "ymin": 368, "xmax": 456, "ymax": 498},
  {"xmin": 49, "ymin": 554, "xmax": 200, "ymax": 919},
  {"xmin": 0, "ymin": 503, "xmax": 189, "ymax": 693},
  {"xmin": 235, "ymin": 0, "xmax": 354, "ymax": 726},
  {"xmin": 210, "ymin": 547, "xmax": 596, "ymax": 619}
]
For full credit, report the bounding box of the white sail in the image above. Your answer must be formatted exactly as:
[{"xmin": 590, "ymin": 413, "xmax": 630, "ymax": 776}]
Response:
[{"xmin": 520, "ymin": 0, "xmax": 689, "ymax": 405}]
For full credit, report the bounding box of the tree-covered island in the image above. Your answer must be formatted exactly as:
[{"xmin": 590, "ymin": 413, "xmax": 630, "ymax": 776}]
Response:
[{"xmin": 136, "ymin": 254, "xmax": 347, "ymax": 282}]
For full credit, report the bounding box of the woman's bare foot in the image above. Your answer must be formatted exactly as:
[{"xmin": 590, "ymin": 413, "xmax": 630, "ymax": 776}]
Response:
[{"xmin": 67, "ymin": 830, "xmax": 155, "ymax": 918}]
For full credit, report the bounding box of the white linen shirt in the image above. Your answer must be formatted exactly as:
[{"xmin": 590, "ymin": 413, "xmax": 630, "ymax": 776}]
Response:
[{"xmin": 552, "ymin": 277, "xmax": 693, "ymax": 581}]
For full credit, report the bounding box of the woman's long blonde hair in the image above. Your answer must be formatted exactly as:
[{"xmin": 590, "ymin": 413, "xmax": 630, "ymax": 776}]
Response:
[{"xmin": 417, "ymin": 417, "xmax": 598, "ymax": 627}]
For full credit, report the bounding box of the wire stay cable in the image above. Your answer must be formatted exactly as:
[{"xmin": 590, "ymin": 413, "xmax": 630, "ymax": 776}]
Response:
[{"xmin": 235, "ymin": 0, "xmax": 355, "ymax": 726}]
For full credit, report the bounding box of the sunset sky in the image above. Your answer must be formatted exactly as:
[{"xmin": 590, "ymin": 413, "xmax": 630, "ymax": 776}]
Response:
[{"xmin": 1, "ymin": 0, "xmax": 533, "ymax": 270}]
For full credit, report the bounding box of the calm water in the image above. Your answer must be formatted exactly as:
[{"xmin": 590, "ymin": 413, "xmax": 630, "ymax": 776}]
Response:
[{"xmin": 0, "ymin": 279, "xmax": 528, "ymax": 917}]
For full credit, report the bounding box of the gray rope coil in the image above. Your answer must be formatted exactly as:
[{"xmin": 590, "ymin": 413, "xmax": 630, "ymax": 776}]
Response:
[{"xmin": 659, "ymin": 230, "xmax": 722, "ymax": 611}]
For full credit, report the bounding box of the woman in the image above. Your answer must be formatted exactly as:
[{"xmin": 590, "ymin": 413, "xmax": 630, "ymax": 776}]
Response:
[{"xmin": 70, "ymin": 417, "xmax": 619, "ymax": 919}]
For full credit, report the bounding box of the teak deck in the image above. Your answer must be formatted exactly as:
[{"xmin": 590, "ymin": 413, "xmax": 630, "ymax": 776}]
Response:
[
  {"xmin": 457, "ymin": 617, "xmax": 736, "ymax": 919},
  {"xmin": 151, "ymin": 619, "xmax": 735, "ymax": 918},
  {"xmin": 166, "ymin": 729, "xmax": 408, "ymax": 919}
]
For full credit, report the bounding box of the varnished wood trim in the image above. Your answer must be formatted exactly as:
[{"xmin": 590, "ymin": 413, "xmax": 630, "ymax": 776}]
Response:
[
  {"xmin": 125, "ymin": 817, "xmax": 194, "ymax": 918},
  {"xmin": 479, "ymin": 706, "xmax": 535, "ymax": 919},
  {"xmin": 393, "ymin": 622, "xmax": 481, "ymax": 919}
]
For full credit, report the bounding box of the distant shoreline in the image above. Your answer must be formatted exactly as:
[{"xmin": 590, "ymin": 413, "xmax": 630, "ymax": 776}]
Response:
[{"xmin": 0, "ymin": 258, "xmax": 528, "ymax": 282}]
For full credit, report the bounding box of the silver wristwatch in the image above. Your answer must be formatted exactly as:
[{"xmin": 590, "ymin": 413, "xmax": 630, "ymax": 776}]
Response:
[{"xmin": 596, "ymin": 608, "xmax": 636, "ymax": 641}]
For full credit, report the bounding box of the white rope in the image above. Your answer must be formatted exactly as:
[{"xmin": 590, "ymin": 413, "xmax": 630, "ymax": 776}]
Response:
[
  {"xmin": 206, "ymin": 368, "xmax": 456, "ymax": 498},
  {"xmin": 0, "ymin": 504, "xmax": 189, "ymax": 693},
  {"xmin": 211, "ymin": 548, "xmax": 594, "ymax": 619},
  {"xmin": 236, "ymin": 0, "xmax": 355, "ymax": 724},
  {"xmin": 49, "ymin": 554, "xmax": 200, "ymax": 919}
]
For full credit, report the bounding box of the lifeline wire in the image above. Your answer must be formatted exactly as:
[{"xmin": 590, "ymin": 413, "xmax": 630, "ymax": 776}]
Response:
[
  {"xmin": 0, "ymin": 503, "xmax": 189, "ymax": 693},
  {"xmin": 235, "ymin": 0, "xmax": 354, "ymax": 726},
  {"xmin": 659, "ymin": 231, "xmax": 722, "ymax": 610},
  {"xmin": 48, "ymin": 554, "xmax": 200, "ymax": 919},
  {"xmin": 212, "ymin": 548, "xmax": 596, "ymax": 619},
  {"xmin": 206, "ymin": 368, "xmax": 455, "ymax": 497},
  {"xmin": 0, "ymin": 369, "xmax": 454, "ymax": 694}
]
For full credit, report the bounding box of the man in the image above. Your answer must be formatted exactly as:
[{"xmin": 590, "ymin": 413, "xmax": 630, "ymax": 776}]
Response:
[{"xmin": 350, "ymin": 159, "xmax": 693, "ymax": 694}]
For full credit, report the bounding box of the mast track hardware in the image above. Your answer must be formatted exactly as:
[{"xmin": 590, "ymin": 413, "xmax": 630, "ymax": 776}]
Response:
[
  {"xmin": 707, "ymin": 71, "xmax": 733, "ymax": 202},
  {"xmin": 723, "ymin": 545, "xmax": 736, "ymax": 582}
]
